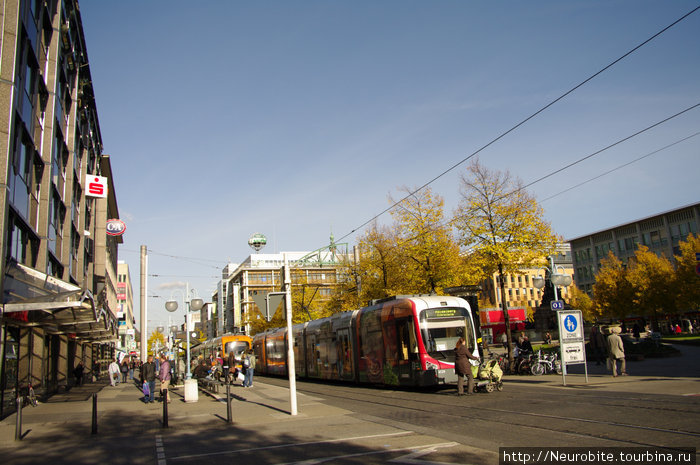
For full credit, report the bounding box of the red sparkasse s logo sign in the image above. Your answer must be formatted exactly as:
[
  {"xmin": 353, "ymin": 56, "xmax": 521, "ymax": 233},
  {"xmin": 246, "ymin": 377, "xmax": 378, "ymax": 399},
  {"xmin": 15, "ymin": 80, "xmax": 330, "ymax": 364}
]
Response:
[
  {"xmin": 106, "ymin": 219, "xmax": 126, "ymax": 236},
  {"xmin": 86, "ymin": 175, "xmax": 108, "ymax": 198}
]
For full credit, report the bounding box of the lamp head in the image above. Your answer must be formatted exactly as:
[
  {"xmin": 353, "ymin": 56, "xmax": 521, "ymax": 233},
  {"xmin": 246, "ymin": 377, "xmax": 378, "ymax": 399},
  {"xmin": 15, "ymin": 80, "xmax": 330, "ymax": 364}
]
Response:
[
  {"xmin": 165, "ymin": 300, "xmax": 178, "ymax": 312},
  {"xmin": 190, "ymin": 298, "xmax": 204, "ymax": 311},
  {"xmin": 551, "ymin": 272, "xmax": 572, "ymax": 287},
  {"xmin": 532, "ymin": 276, "xmax": 545, "ymax": 289}
]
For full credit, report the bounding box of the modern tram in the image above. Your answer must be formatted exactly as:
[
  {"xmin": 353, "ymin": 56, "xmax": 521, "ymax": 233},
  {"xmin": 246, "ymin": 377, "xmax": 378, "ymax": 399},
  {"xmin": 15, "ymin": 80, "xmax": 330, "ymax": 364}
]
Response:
[
  {"xmin": 190, "ymin": 334, "xmax": 252, "ymax": 369},
  {"xmin": 252, "ymin": 295, "xmax": 479, "ymax": 387}
]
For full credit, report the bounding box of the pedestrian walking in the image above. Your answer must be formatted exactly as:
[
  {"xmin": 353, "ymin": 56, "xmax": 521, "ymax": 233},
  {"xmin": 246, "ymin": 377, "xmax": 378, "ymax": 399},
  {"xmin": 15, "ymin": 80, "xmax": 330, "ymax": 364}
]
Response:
[
  {"xmin": 120, "ymin": 358, "xmax": 129, "ymax": 383},
  {"xmin": 243, "ymin": 349, "xmax": 256, "ymax": 388},
  {"xmin": 141, "ymin": 355, "xmax": 157, "ymax": 403},
  {"xmin": 128, "ymin": 357, "xmax": 135, "ymax": 381},
  {"xmin": 159, "ymin": 354, "xmax": 172, "ymax": 403},
  {"xmin": 73, "ymin": 361, "xmax": 85, "ymax": 386},
  {"xmin": 108, "ymin": 359, "xmax": 120, "ymax": 386},
  {"xmin": 499, "ymin": 332, "xmax": 508, "ymax": 350},
  {"xmin": 607, "ymin": 326, "xmax": 627, "ymax": 377},
  {"xmin": 227, "ymin": 350, "xmax": 236, "ymax": 384},
  {"xmin": 454, "ymin": 337, "xmax": 479, "ymax": 396},
  {"xmin": 588, "ymin": 326, "xmax": 606, "ymax": 365}
]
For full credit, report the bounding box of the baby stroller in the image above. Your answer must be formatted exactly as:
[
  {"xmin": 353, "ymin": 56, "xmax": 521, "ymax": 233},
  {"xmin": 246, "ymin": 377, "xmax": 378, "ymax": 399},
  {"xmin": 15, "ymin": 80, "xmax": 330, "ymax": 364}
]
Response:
[{"xmin": 471, "ymin": 359, "xmax": 504, "ymax": 393}]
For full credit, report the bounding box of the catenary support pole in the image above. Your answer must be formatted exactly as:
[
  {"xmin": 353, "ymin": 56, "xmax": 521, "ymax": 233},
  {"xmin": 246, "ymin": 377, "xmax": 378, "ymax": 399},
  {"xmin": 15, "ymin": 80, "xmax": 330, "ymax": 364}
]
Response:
[
  {"xmin": 140, "ymin": 245, "xmax": 148, "ymax": 362},
  {"xmin": 283, "ymin": 254, "xmax": 298, "ymax": 416}
]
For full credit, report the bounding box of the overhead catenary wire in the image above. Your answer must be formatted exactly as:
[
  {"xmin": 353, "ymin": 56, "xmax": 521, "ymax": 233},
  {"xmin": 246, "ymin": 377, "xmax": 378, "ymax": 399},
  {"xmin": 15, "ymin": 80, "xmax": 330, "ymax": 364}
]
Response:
[
  {"xmin": 357, "ymin": 118, "xmax": 700, "ymax": 257},
  {"xmin": 540, "ymin": 130, "xmax": 700, "ymax": 203},
  {"xmin": 523, "ymin": 103, "xmax": 700, "ymax": 190},
  {"xmin": 335, "ymin": 5, "xmax": 700, "ymax": 244}
]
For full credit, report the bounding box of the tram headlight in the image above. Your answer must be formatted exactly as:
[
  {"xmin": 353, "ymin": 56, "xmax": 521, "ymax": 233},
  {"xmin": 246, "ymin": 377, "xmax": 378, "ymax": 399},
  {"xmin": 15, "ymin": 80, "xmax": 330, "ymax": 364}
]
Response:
[{"xmin": 425, "ymin": 361, "xmax": 439, "ymax": 371}]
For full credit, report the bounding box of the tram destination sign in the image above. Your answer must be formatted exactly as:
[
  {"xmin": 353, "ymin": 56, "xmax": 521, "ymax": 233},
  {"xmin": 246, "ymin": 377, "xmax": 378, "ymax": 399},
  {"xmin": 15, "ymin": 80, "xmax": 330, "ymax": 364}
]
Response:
[{"xmin": 424, "ymin": 308, "xmax": 461, "ymax": 319}]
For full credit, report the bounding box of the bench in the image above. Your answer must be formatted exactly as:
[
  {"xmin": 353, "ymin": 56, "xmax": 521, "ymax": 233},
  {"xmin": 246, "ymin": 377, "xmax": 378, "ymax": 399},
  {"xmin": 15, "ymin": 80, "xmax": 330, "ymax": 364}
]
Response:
[{"xmin": 197, "ymin": 378, "xmax": 221, "ymax": 393}]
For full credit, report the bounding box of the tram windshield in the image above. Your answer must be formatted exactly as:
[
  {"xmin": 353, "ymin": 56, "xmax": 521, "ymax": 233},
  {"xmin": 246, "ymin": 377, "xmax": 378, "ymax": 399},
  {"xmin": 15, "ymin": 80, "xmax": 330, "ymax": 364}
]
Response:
[
  {"xmin": 225, "ymin": 340, "xmax": 250, "ymax": 359},
  {"xmin": 420, "ymin": 307, "xmax": 475, "ymax": 361}
]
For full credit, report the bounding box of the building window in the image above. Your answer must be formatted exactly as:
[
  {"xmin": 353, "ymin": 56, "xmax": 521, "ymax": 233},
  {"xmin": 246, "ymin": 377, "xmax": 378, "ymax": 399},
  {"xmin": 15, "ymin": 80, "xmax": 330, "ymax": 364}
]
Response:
[
  {"xmin": 6, "ymin": 214, "xmax": 38, "ymax": 267},
  {"xmin": 48, "ymin": 191, "xmax": 65, "ymax": 255}
]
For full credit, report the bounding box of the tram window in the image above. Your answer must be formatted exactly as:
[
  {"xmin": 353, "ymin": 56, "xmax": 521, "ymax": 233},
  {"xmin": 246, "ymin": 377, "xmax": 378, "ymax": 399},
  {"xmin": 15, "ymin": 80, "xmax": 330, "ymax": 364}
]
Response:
[{"xmin": 422, "ymin": 319, "xmax": 468, "ymax": 356}]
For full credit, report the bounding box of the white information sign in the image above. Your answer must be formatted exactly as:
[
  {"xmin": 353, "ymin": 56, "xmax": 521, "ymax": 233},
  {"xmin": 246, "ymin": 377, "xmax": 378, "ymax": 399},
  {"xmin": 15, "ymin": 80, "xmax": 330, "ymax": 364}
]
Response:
[
  {"xmin": 556, "ymin": 309, "xmax": 588, "ymax": 386},
  {"xmin": 558, "ymin": 311, "xmax": 584, "ymax": 341},
  {"xmin": 561, "ymin": 341, "xmax": 586, "ymax": 363}
]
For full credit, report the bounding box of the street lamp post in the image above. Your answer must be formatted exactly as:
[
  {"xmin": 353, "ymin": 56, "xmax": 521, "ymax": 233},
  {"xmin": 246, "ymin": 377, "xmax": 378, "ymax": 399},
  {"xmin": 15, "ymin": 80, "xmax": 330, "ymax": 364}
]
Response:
[
  {"xmin": 165, "ymin": 285, "xmax": 204, "ymax": 402},
  {"xmin": 532, "ymin": 256, "xmax": 572, "ymax": 303}
]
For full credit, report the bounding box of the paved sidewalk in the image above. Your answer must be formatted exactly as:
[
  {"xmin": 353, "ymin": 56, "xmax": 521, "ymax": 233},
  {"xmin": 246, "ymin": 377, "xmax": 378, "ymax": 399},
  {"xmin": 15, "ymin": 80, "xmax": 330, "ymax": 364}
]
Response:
[{"xmin": 1, "ymin": 343, "xmax": 697, "ymax": 464}]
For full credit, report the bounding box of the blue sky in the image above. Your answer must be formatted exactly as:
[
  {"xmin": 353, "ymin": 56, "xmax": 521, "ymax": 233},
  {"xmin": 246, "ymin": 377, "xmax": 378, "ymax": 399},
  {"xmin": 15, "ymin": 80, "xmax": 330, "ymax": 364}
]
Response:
[{"xmin": 79, "ymin": 1, "xmax": 700, "ymax": 329}]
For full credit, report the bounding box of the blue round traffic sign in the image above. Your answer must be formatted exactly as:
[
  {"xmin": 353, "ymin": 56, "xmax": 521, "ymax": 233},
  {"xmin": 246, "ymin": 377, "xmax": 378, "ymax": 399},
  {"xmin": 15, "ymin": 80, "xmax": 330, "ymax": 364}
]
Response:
[{"xmin": 564, "ymin": 315, "xmax": 578, "ymax": 332}]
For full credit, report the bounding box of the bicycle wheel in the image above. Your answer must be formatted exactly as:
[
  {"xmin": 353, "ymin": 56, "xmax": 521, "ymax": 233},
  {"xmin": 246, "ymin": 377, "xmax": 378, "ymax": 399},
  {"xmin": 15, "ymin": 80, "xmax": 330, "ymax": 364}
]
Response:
[
  {"xmin": 530, "ymin": 362, "xmax": 545, "ymax": 376},
  {"xmin": 518, "ymin": 359, "xmax": 531, "ymax": 375}
]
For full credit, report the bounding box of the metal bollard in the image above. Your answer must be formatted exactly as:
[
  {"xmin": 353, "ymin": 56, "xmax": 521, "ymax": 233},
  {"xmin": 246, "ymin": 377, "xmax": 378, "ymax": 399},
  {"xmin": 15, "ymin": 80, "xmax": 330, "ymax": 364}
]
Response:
[
  {"xmin": 162, "ymin": 389, "xmax": 168, "ymax": 428},
  {"xmin": 15, "ymin": 395, "xmax": 22, "ymax": 441},
  {"xmin": 226, "ymin": 382, "xmax": 232, "ymax": 424},
  {"xmin": 92, "ymin": 393, "xmax": 98, "ymax": 435}
]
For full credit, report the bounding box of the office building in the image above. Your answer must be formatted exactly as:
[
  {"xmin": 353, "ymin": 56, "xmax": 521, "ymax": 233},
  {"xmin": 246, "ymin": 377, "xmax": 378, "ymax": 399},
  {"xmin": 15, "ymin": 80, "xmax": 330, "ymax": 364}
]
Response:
[
  {"xmin": 0, "ymin": 0, "xmax": 121, "ymax": 418},
  {"xmin": 569, "ymin": 203, "xmax": 700, "ymax": 294}
]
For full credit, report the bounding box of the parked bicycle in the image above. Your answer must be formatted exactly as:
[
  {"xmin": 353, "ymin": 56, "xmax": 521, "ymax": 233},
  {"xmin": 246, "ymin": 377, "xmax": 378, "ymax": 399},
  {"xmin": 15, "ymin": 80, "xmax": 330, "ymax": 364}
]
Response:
[
  {"xmin": 515, "ymin": 350, "xmax": 535, "ymax": 375},
  {"xmin": 488, "ymin": 351, "xmax": 510, "ymax": 374},
  {"xmin": 530, "ymin": 350, "xmax": 562, "ymax": 376}
]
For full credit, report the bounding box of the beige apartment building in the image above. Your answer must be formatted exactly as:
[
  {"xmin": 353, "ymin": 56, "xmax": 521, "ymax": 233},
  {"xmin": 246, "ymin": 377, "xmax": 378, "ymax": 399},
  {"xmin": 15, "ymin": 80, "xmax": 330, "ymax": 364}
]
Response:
[
  {"xmin": 480, "ymin": 246, "xmax": 574, "ymax": 311},
  {"xmin": 116, "ymin": 262, "xmax": 136, "ymax": 352},
  {"xmin": 209, "ymin": 250, "xmax": 343, "ymax": 336}
]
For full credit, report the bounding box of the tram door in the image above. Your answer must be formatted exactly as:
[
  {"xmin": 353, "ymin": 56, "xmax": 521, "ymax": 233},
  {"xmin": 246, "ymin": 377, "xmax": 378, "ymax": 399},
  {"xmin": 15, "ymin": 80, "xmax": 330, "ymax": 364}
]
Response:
[
  {"xmin": 384, "ymin": 317, "xmax": 418, "ymax": 384},
  {"xmin": 336, "ymin": 329, "xmax": 352, "ymax": 381},
  {"xmin": 306, "ymin": 334, "xmax": 318, "ymax": 377}
]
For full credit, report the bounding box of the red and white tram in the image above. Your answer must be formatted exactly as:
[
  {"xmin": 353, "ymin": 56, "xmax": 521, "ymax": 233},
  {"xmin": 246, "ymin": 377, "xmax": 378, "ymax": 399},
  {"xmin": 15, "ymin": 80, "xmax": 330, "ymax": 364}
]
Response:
[{"xmin": 252, "ymin": 295, "xmax": 479, "ymax": 386}]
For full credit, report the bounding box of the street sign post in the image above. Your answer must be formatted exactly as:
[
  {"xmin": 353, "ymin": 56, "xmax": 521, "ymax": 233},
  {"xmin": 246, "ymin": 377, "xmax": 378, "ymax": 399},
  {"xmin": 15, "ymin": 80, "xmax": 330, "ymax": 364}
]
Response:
[{"xmin": 556, "ymin": 309, "xmax": 588, "ymax": 386}]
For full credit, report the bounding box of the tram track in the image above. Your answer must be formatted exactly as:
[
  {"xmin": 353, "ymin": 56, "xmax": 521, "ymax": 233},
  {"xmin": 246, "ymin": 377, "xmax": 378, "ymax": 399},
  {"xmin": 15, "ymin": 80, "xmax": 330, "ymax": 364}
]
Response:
[{"xmin": 261, "ymin": 377, "xmax": 700, "ymax": 449}]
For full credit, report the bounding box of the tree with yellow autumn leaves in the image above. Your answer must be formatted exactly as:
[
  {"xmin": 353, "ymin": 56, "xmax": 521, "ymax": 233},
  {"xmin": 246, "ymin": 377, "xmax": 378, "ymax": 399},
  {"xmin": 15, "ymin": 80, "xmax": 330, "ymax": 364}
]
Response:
[
  {"xmin": 454, "ymin": 160, "xmax": 558, "ymax": 365},
  {"xmin": 593, "ymin": 234, "xmax": 700, "ymax": 328},
  {"xmin": 330, "ymin": 186, "xmax": 481, "ymax": 313}
]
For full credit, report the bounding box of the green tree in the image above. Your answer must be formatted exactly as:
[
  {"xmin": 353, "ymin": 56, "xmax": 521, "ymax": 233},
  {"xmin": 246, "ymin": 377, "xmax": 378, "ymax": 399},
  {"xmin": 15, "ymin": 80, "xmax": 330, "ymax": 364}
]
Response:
[
  {"xmin": 455, "ymin": 159, "xmax": 558, "ymax": 365},
  {"xmin": 674, "ymin": 233, "xmax": 700, "ymax": 312}
]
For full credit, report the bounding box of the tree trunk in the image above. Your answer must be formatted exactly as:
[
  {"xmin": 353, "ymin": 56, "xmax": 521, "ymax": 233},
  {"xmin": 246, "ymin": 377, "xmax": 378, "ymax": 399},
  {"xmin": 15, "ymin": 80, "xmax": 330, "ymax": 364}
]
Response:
[{"xmin": 498, "ymin": 263, "xmax": 514, "ymax": 369}]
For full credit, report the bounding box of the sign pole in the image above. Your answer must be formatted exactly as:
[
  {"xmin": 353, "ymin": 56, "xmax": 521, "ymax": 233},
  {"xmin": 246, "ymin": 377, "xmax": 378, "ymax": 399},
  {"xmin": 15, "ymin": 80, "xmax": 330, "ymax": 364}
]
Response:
[
  {"xmin": 557, "ymin": 309, "xmax": 587, "ymax": 386},
  {"xmin": 557, "ymin": 312, "xmax": 566, "ymax": 386}
]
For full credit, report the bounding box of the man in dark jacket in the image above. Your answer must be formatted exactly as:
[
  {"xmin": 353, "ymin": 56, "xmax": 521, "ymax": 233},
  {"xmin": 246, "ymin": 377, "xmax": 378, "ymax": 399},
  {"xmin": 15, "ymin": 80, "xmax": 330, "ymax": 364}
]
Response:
[{"xmin": 141, "ymin": 355, "xmax": 157, "ymax": 403}]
